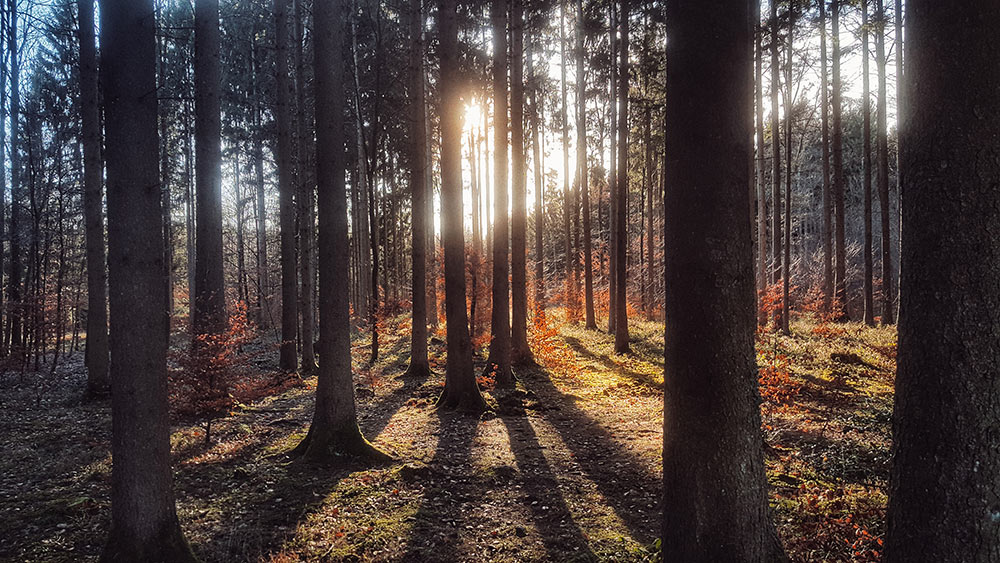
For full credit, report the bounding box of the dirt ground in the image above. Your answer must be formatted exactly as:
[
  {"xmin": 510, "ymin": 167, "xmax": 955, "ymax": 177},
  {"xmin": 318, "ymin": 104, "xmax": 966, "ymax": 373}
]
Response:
[{"xmin": 0, "ymin": 312, "xmax": 895, "ymax": 562}]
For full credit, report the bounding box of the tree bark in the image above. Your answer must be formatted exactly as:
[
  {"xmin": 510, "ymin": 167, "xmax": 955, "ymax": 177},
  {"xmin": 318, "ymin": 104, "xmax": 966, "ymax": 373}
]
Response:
[
  {"xmin": 574, "ymin": 0, "xmax": 594, "ymax": 329},
  {"xmin": 613, "ymin": 0, "xmax": 629, "ymax": 354},
  {"xmin": 781, "ymin": 1, "xmax": 793, "ymax": 335},
  {"xmin": 662, "ymin": 3, "xmax": 786, "ymax": 560},
  {"xmin": 78, "ymin": 0, "xmax": 109, "ymax": 396},
  {"xmin": 293, "ymin": 0, "xmax": 388, "ymax": 462},
  {"xmin": 530, "ymin": 48, "xmax": 545, "ymax": 319},
  {"xmin": 862, "ymin": 0, "xmax": 875, "ymax": 326},
  {"xmin": 607, "ymin": 1, "xmax": 618, "ymax": 334},
  {"xmin": 769, "ymin": 0, "xmax": 781, "ymax": 291},
  {"xmin": 7, "ymin": 0, "xmax": 21, "ymax": 358},
  {"xmin": 294, "ymin": 0, "xmax": 316, "ymax": 374},
  {"xmin": 193, "ymin": 0, "xmax": 226, "ymax": 337},
  {"xmin": 559, "ymin": 0, "xmax": 577, "ymax": 323},
  {"xmin": 831, "ymin": 0, "xmax": 848, "ymax": 320},
  {"xmin": 437, "ymin": 0, "xmax": 487, "ymax": 412},
  {"xmin": 510, "ymin": 0, "xmax": 534, "ymax": 365},
  {"xmin": 275, "ymin": 0, "xmax": 298, "ymax": 371},
  {"xmin": 819, "ymin": 0, "xmax": 833, "ymax": 315},
  {"xmin": 754, "ymin": 0, "xmax": 766, "ymax": 325},
  {"xmin": 99, "ymin": 0, "xmax": 197, "ymax": 555},
  {"xmin": 886, "ymin": 4, "xmax": 1000, "ymax": 560},
  {"xmin": 876, "ymin": 0, "xmax": 893, "ymax": 326},
  {"xmin": 487, "ymin": 0, "xmax": 514, "ymax": 387}
]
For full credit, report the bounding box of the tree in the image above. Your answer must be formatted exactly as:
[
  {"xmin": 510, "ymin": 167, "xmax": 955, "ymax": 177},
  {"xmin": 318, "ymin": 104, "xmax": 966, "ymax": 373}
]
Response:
[
  {"xmin": 99, "ymin": 0, "xmax": 198, "ymax": 556},
  {"xmin": 437, "ymin": 0, "xmax": 487, "ymax": 412},
  {"xmin": 875, "ymin": 0, "xmax": 893, "ymax": 326},
  {"xmin": 769, "ymin": 0, "xmax": 781, "ymax": 291},
  {"xmin": 77, "ymin": 0, "xmax": 109, "ymax": 396},
  {"xmin": 662, "ymin": 2, "xmax": 785, "ymax": 559},
  {"xmin": 292, "ymin": 0, "xmax": 388, "ymax": 461},
  {"xmin": 819, "ymin": 0, "xmax": 832, "ymax": 314},
  {"xmin": 831, "ymin": 0, "xmax": 848, "ymax": 320},
  {"xmin": 510, "ymin": 0, "xmax": 534, "ymax": 365},
  {"xmin": 559, "ymin": 0, "xmax": 577, "ymax": 323},
  {"xmin": 861, "ymin": 0, "xmax": 875, "ymax": 326},
  {"xmin": 530, "ymin": 46, "xmax": 545, "ymax": 319},
  {"xmin": 576, "ymin": 0, "xmax": 596, "ymax": 329},
  {"xmin": 886, "ymin": 3, "xmax": 1000, "ymax": 560},
  {"xmin": 295, "ymin": 0, "xmax": 317, "ymax": 375},
  {"xmin": 613, "ymin": 0, "xmax": 629, "ymax": 355},
  {"xmin": 486, "ymin": 0, "xmax": 513, "ymax": 388},
  {"xmin": 7, "ymin": 0, "xmax": 22, "ymax": 358},
  {"xmin": 275, "ymin": 0, "xmax": 298, "ymax": 371},
  {"xmin": 754, "ymin": 0, "xmax": 766, "ymax": 324},
  {"xmin": 193, "ymin": 0, "xmax": 226, "ymax": 337},
  {"xmin": 404, "ymin": 0, "xmax": 430, "ymax": 379},
  {"xmin": 781, "ymin": 0, "xmax": 794, "ymax": 335}
]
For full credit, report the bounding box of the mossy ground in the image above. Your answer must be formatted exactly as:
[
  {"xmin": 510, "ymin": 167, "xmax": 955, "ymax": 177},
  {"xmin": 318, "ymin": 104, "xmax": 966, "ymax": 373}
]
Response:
[{"xmin": 0, "ymin": 310, "xmax": 893, "ymax": 562}]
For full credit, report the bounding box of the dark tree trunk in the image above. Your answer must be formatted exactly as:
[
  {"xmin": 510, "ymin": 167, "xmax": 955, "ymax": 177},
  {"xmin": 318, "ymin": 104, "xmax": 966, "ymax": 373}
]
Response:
[
  {"xmin": 876, "ymin": 0, "xmax": 894, "ymax": 326},
  {"xmin": 487, "ymin": 0, "xmax": 513, "ymax": 387},
  {"xmin": 662, "ymin": 3, "xmax": 786, "ymax": 559},
  {"xmin": 831, "ymin": 0, "xmax": 848, "ymax": 320},
  {"xmin": 781, "ymin": 2, "xmax": 793, "ymax": 335},
  {"xmin": 275, "ymin": 0, "xmax": 298, "ymax": 371},
  {"xmin": 890, "ymin": 0, "xmax": 901, "ymax": 325},
  {"xmin": 193, "ymin": 0, "xmax": 226, "ymax": 337},
  {"xmin": 887, "ymin": 4, "xmax": 1000, "ymax": 560},
  {"xmin": 253, "ymin": 52, "xmax": 269, "ymax": 329},
  {"xmin": 754, "ymin": 0, "xmax": 766, "ymax": 325},
  {"xmin": 403, "ymin": 0, "xmax": 430, "ymax": 378},
  {"xmin": 613, "ymin": 0, "xmax": 629, "ymax": 354},
  {"xmin": 530, "ymin": 49, "xmax": 545, "ymax": 318},
  {"xmin": 294, "ymin": 0, "xmax": 316, "ymax": 374},
  {"xmin": 559, "ymin": 0, "xmax": 577, "ymax": 322},
  {"xmin": 768, "ymin": 0, "xmax": 781, "ymax": 291},
  {"xmin": 78, "ymin": 0, "xmax": 109, "ymax": 396},
  {"xmin": 7, "ymin": 0, "xmax": 21, "ymax": 358},
  {"xmin": 862, "ymin": 0, "xmax": 875, "ymax": 326},
  {"xmin": 293, "ymin": 0, "xmax": 388, "ymax": 462},
  {"xmin": 819, "ymin": 0, "xmax": 832, "ymax": 314},
  {"xmin": 437, "ymin": 0, "xmax": 487, "ymax": 413},
  {"xmin": 607, "ymin": 1, "xmax": 617, "ymax": 334},
  {"xmin": 510, "ymin": 0, "xmax": 533, "ymax": 365},
  {"xmin": 577, "ymin": 0, "xmax": 595, "ymax": 329},
  {"xmin": 98, "ymin": 0, "xmax": 197, "ymax": 556}
]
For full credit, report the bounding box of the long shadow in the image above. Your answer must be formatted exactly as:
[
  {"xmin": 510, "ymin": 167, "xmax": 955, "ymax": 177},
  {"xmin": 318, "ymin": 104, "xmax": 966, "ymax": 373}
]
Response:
[
  {"xmin": 518, "ymin": 365, "xmax": 661, "ymax": 545},
  {"xmin": 563, "ymin": 336, "xmax": 662, "ymax": 393},
  {"xmin": 501, "ymin": 411, "xmax": 598, "ymax": 561},
  {"xmin": 401, "ymin": 411, "xmax": 479, "ymax": 562}
]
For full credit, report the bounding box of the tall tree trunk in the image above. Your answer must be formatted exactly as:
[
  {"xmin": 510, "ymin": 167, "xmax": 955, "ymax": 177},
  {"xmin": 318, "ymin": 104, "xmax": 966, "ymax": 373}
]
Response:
[
  {"xmin": 819, "ymin": 0, "xmax": 833, "ymax": 315},
  {"xmin": 7, "ymin": 0, "xmax": 21, "ymax": 358},
  {"xmin": 577, "ymin": 0, "xmax": 595, "ymax": 329},
  {"xmin": 530, "ymin": 47, "xmax": 545, "ymax": 319},
  {"xmin": 437, "ymin": 0, "xmax": 487, "ymax": 412},
  {"xmin": 862, "ymin": 0, "xmax": 875, "ymax": 326},
  {"xmin": 890, "ymin": 0, "xmax": 901, "ymax": 325},
  {"xmin": 876, "ymin": 0, "xmax": 893, "ymax": 326},
  {"xmin": 293, "ymin": 0, "xmax": 388, "ymax": 461},
  {"xmin": 831, "ymin": 0, "xmax": 848, "ymax": 320},
  {"xmin": 607, "ymin": 0, "xmax": 618, "ymax": 334},
  {"xmin": 294, "ymin": 0, "xmax": 317, "ymax": 374},
  {"xmin": 613, "ymin": 0, "xmax": 629, "ymax": 354},
  {"xmin": 781, "ymin": 1, "xmax": 794, "ymax": 335},
  {"xmin": 769, "ymin": 0, "xmax": 781, "ymax": 291},
  {"xmin": 98, "ymin": 0, "xmax": 197, "ymax": 555},
  {"xmin": 252, "ymin": 47, "xmax": 269, "ymax": 329},
  {"xmin": 426, "ymin": 80, "xmax": 438, "ymax": 329},
  {"xmin": 511, "ymin": 0, "xmax": 533, "ymax": 364},
  {"xmin": 235, "ymin": 152, "xmax": 248, "ymax": 307},
  {"xmin": 886, "ymin": 4, "xmax": 1000, "ymax": 559},
  {"xmin": 487, "ymin": 0, "xmax": 513, "ymax": 386},
  {"xmin": 754, "ymin": 0, "xmax": 766, "ymax": 325},
  {"xmin": 662, "ymin": 3, "xmax": 787, "ymax": 560},
  {"xmin": 406, "ymin": 0, "xmax": 431, "ymax": 377},
  {"xmin": 78, "ymin": 0, "xmax": 109, "ymax": 396},
  {"xmin": 559, "ymin": 0, "xmax": 576, "ymax": 322},
  {"xmin": 275, "ymin": 0, "xmax": 298, "ymax": 370},
  {"xmin": 193, "ymin": 0, "xmax": 226, "ymax": 337}
]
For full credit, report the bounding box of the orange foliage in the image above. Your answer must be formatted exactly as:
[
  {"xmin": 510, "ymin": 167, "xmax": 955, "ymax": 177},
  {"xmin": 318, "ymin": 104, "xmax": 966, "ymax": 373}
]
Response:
[{"xmin": 759, "ymin": 350, "xmax": 801, "ymax": 412}]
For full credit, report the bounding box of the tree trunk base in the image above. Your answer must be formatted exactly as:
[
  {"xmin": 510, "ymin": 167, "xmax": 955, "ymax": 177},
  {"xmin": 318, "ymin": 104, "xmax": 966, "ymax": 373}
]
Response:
[
  {"xmin": 290, "ymin": 423, "xmax": 392, "ymax": 464},
  {"xmin": 100, "ymin": 522, "xmax": 199, "ymax": 563},
  {"xmin": 436, "ymin": 386, "xmax": 489, "ymax": 414},
  {"xmin": 400, "ymin": 361, "xmax": 433, "ymax": 379}
]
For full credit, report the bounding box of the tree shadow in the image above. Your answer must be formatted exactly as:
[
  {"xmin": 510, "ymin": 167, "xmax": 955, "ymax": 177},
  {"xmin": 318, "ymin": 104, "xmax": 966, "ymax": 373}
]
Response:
[
  {"xmin": 517, "ymin": 365, "xmax": 661, "ymax": 545},
  {"xmin": 563, "ymin": 336, "xmax": 662, "ymax": 393},
  {"xmin": 401, "ymin": 411, "xmax": 480, "ymax": 562},
  {"xmin": 501, "ymin": 411, "xmax": 598, "ymax": 561}
]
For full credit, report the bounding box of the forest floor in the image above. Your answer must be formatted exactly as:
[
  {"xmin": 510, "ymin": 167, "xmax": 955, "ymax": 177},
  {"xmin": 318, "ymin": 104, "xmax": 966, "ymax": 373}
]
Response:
[{"xmin": 0, "ymin": 310, "xmax": 895, "ymax": 562}]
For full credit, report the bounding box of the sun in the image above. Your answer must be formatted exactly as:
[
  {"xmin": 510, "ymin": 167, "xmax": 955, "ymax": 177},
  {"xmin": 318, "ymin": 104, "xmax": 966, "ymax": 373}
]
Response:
[{"xmin": 464, "ymin": 102, "xmax": 483, "ymax": 132}]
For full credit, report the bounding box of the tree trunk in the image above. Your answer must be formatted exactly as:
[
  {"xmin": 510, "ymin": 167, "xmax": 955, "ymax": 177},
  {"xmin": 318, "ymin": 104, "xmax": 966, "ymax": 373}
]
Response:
[
  {"xmin": 831, "ymin": 0, "xmax": 848, "ymax": 320},
  {"xmin": 98, "ymin": 0, "xmax": 197, "ymax": 555},
  {"xmin": 530, "ymin": 48, "xmax": 545, "ymax": 319},
  {"xmin": 253, "ymin": 49, "xmax": 269, "ymax": 329},
  {"xmin": 294, "ymin": 0, "xmax": 316, "ymax": 374},
  {"xmin": 510, "ymin": 0, "xmax": 534, "ymax": 365},
  {"xmin": 781, "ymin": 2, "xmax": 793, "ymax": 335},
  {"xmin": 890, "ymin": 0, "xmax": 901, "ymax": 325},
  {"xmin": 193, "ymin": 0, "xmax": 226, "ymax": 337},
  {"xmin": 862, "ymin": 0, "xmax": 875, "ymax": 326},
  {"xmin": 769, "ymin": 0, "xmax": 781, "ymax": 292},
  {"xmin": 293, "ymin": 0, "xmax": 388, "ymax": 462},
  {"xmin": 275, "ymin": 0, "xmax": 298, "ymax": 370},
  {"xmin": 576, "ymin": 0, "xmax": 595, "ymax": 329},
  {"xmin": 886, "ymin": 4, "xmax": 1000, "ymax": 560},
  {"xmin": 876, "ymin": 0, "xmax": 894, "ymax": 326},
  {"xmin": 607, "ymin": 0, "xmax": 617, "ymax": 334},
  {"xmin": 78, "ymin": 0, "xmax": 109, "ymax": 397},
  {"xmin": 486, "ymin": 0, "xmax": 514, "ymax": 387},
  {"xmin": 754, "ymin": 0, "xmax": 766, "ymax": 325},
  {"xmin": 437, "ymin": 0, "xmax": 487, "ymax": 412},
  {"xmin": 662, "ymin": 3, "xmax": 787, "ymax": 560},
  {"xmin": 613, "ymin": 0, "xmax": 629, "ymax": 354},
  {"xmin": 559, "ymin": 1, "xmax": 577, "ymax": 323},
  {"xmin": 7, "ymin": 0, "xmax": 21, "ymax": 358},
  {"xmin": 819, "ymin": 0, "xmax": 833, "ymax": 315}
]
